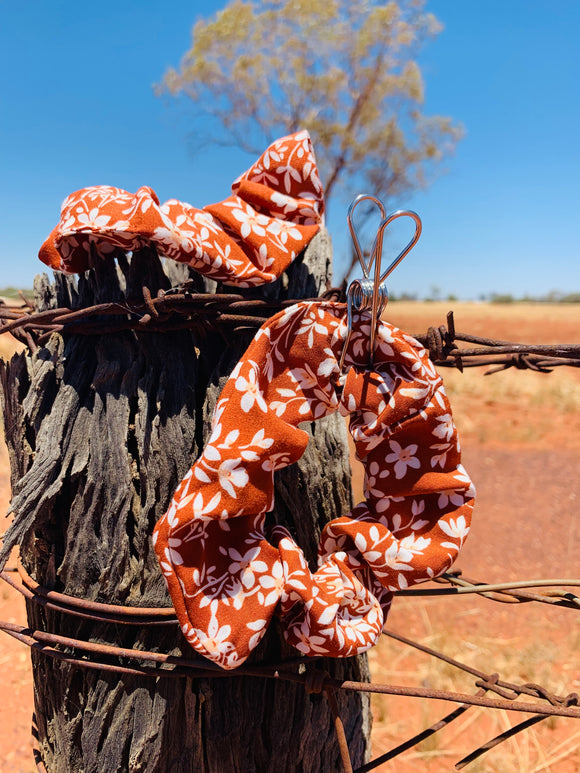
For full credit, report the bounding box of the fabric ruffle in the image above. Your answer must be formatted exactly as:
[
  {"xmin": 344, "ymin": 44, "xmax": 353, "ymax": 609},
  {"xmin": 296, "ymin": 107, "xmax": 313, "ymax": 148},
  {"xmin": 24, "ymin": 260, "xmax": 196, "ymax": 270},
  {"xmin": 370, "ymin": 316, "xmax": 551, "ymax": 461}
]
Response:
[
  {"xmin": 153, "ymin": 302, "xmax": 475, "ymax": 669},
  {"xmin": 39, "ymin": 131, "xmax": 323, "ymax": 286}
]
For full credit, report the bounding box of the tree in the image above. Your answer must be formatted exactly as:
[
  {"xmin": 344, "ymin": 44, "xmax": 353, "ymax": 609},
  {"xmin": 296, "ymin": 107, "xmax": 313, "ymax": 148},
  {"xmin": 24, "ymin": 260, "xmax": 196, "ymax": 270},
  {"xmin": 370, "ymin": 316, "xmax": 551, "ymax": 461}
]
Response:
[{"xmin": 157, "ymin": 0, "xmax": 462, "ymax": 209}]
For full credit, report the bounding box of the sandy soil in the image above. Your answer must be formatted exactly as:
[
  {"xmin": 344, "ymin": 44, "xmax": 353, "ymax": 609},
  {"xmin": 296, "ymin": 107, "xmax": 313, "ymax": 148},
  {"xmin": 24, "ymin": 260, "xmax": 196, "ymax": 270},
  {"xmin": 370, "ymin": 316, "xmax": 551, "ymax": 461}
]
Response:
[{"xmin": 0, "ymin": 305, "xmax": 579, "ymax": 771}]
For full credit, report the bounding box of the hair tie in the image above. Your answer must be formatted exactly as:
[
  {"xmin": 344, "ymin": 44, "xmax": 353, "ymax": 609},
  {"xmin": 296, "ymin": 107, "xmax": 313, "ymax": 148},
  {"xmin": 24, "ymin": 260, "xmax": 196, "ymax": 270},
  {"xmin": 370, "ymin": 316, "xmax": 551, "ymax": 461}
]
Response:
[
  {"xmin": 38, "ymin": 131, "xmax": 323, "ymax": 285},
  {"xmin": 153, "ymin": 302, "xmax": 475, "ymax": 670}
]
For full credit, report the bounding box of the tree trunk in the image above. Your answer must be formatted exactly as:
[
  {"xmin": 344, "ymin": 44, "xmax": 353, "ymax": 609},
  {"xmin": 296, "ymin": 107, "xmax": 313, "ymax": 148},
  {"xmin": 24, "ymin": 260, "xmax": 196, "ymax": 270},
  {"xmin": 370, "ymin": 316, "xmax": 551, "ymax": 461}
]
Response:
[{"xmin": 0, "ymin": 231, "xmax": 371, "ymax": 772}]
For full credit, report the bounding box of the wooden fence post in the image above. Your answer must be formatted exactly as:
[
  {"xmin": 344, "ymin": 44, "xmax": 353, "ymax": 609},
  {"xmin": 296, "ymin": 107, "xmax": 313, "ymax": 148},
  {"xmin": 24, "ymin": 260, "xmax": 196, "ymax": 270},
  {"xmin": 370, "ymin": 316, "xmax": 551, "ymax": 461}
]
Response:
[{"xmin": 0, "ymin": 232, "xmax": 372, "ymax": 772}]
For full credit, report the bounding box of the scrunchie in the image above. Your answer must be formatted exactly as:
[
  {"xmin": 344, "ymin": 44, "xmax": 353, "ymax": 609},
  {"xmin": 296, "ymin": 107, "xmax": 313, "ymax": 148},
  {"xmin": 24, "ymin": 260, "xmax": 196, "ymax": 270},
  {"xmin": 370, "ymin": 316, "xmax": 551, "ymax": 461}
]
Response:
[
  {"xmin": 39, "ymin": 131, "xmax": 323, "ymax": 286},
  {"xmin": 153, "ymin": 302, "xmax": 475, "ymax": 669}
]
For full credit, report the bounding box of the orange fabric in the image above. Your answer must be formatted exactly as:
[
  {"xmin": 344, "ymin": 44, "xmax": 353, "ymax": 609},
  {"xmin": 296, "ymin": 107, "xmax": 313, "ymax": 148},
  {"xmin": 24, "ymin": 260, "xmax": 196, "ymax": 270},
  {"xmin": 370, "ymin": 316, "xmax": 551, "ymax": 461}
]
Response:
[
  {"xmin": 38, "ymin": 132, "xmax": 323, "ymax": 285},
  {"xmin": 153, "ymin": 302, "xmax": 475, "ymax": 669}
]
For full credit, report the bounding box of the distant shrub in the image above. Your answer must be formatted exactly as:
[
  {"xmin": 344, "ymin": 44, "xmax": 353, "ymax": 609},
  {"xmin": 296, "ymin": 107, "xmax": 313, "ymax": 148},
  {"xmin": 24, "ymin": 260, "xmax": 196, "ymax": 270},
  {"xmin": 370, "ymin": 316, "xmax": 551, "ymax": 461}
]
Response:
[
  {"xmin": 490, "ymin": 293, "xmax": 515, "ymax": 304},
  {"xmin": 0, "ymin": 287, "xmax": 32, "ymax": 300}
]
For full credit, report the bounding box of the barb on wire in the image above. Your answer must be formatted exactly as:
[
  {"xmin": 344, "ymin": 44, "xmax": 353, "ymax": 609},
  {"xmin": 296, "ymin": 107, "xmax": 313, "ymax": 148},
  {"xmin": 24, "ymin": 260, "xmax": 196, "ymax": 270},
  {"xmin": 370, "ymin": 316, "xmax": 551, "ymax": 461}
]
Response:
[{"xmin": 416, "ymin": 311, "xmax": 580, "ymax": 372}]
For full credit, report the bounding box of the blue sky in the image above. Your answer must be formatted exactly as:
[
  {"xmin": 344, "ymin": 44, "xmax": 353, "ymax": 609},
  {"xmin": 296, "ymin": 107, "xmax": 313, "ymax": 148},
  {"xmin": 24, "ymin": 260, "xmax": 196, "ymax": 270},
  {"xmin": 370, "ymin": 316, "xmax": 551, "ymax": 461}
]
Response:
[{"xmin": 1, "ymin": 0, "xmax": 579, "ymax": 299}]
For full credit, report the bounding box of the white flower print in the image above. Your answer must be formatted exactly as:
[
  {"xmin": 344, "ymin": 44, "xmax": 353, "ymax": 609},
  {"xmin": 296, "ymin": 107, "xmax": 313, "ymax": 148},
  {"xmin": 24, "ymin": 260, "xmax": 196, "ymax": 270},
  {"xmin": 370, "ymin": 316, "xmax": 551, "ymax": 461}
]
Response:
[
  {"xmin": 296, "ymin": 308, "xmax": 330, "ymax": 349},
  {"xmin": 286, "ymin": 363, "xmax": 338, "ymax": 419},
  {"xmin": 351, "ymin": 330, "xmax": 369, "ymax": 362},
  {"xmin": 163, "ymin": 537, "xmax": 185, "ymax": 567},
  {"xmin": 399, "ymin": 533, "xmax": 431, "ymax": 555},
  {"xmin": 230, "ymin": 204, "xmax": 270, "ymax": 239},
  {"xmin": 255, "ymin": 243, "xmax": 275, "ymax": 270},
  {"xmin": 385, "ymin": 440, "xmax": 421, "ymax": 479},
  {"xmin": 438, "ymin": 465, "xmax": 475, "ymax": 509},
  {"xmin": 317, "ymin": 570, "xmax": 345, "ymax": 598},
  {"xmin": 194, "ymin": 616, "xmax": 234, "ymax": 659},
  {"xmin": 248, "ymin": 428, "xmax": 274, "ymax": 450},
  {"xmin": 192, "ymin": 209, "xmax": 221, "ymax": 236},
  {"xmin": 60, "ymin": 215, "xmax": 78, "ymax": 234},
  {"xmin": 291, "ymin": 621, "xmax": 329, "ymax": 655},
  {"xmin": 211, "ymin": 396, "xmax": 230, "ymax": 430},
  {"xmin": 382, "ymin": 541, "xmax": 415, "ymax": 572},
  {"xmin": 165, "ymin": 500, "xmax": 180, "ymax": 529},
  {"xmin": 226, "ymin": 546, "xmax": 269, "ymax": 589},
  {"xmin": 77, "ymin": 208, "xmax": 111, "ymax": 230},
  {"xmin": 270, "ymin": 190, "xmax": 298, "ymax": 214},
  {"xmin": 176, "ymin": 490, "xmax": 222, "ymax": 519},
  {"xmin": 257, "ymin": 561, "xmax": 285, "ymax": 607},
  {"xmin": 399, "ymin": 385, "xmax": 432, "ymax": 401},
  {"xmin": 364, "ymin": 460, "xmax": 390, "ymax": 500},
  {"xmin": 432, "ymin": 413, "xmax": 455, "ymax": 441},
  {"xmin": 261, "ymin": 145, "xmax": 282, "ymax": 170},
  {"xmin": 439, "ymin": 515, "xmax": 470, "ymax": 548},
  {"xmin": 281, "ymin": 363, "xmax": 336, "ymax": 418},
  {"xmin": 262, "ymin": 452, "xmax": 294, "ymax": 472},
  {"xmin": 153, "ymin": 212, "xmax": 199, "ymax": 254},
  {"xmin": 437, "ymin": 489, "xmax": 467, "ymax": 509},
  {"xmin": 49, "ymin": 131, "xmax": 325, "ymax": 286},
  {"xmin": 296, "ymin": 200, "xmax": 321, "ymax": 224},
  {"xmin": 246, "ymin": 618, "xmax": 268, "ymax": 651},
  {"xmin": 217, "ymin": 459, "xmax": 249, "ymax": 498},
  {"xmin": 316, "ymin": 347, "xmax": 339, "ymax": 379},
  {"xmin": 360, "ymin": 405, "xmax": 386, "ymax": 433},
  {"xmin": 430, "ymin": 442, "xmax": 452, "ymax": 469},
  {"xmin": 235, "ymin": 363, "xmax": 268, "ymax": 413},
  {"xmin": 266, "ymin": 218, "xmax": 302, "ymax": 244},
  {"xmin": 276, "ymin": 162, "xmax": 303, "ymax": 194},
  {"xmin": 454, "ymin": 464, "xmax": 477, "ymax": 498},
  {"xmin": 410, "ymin": 499, "xmax": 429, "ymax": 531},
  {"xmin": 217, "ymin": 429, "xmax": 240, "ymax": 450}
]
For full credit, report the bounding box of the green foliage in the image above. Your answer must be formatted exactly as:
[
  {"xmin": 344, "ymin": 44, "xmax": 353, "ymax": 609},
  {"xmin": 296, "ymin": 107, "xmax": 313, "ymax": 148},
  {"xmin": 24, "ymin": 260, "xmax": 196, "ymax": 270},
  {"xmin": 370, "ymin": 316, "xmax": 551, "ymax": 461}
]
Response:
[
  {"xmin": 490, "ymin": 292, "xmax": 515, "ymax": 304},
  {"xmin": 389, "ymin": 290, "xmax": 419, "ymax": 301},
  {"xmin": 488, "ymin": 290, "xmax": 580, "ymax": 304},
  {"xmin": 157, "ymin": 0, "xmax": 463, "ymax": 204},
  {"xmin": 0, "ymin": 287, "xmax": 32, "ymax": 300}
]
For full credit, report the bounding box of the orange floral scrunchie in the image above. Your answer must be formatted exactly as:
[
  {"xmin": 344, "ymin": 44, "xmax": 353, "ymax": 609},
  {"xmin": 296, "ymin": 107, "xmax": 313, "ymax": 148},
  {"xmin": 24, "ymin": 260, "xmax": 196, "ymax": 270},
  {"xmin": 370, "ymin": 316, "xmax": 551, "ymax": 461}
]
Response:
[
  {"xmin": 39, "ymin": 131, "xmax": 323, "ymax": 285},
  {"xmin": 153, "ymin": 301, "xmax": 475, "ymax": 670}
]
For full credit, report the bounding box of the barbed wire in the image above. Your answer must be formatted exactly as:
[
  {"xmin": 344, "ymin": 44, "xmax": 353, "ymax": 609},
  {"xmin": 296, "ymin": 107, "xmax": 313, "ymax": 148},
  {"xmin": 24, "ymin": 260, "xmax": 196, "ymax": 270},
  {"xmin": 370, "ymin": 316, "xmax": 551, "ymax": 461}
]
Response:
[
  {"xmin": 1, "ymin": 561, "xmax": 578, "ymax": 772},
  {"xmin": 2, "ymin": 291, "xmax": 580, "ymax": 373}
]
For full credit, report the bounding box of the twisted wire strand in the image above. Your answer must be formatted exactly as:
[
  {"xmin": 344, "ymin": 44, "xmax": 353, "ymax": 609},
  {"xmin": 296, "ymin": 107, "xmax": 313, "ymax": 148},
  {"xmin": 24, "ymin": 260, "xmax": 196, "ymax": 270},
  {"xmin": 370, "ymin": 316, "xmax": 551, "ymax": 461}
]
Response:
[{"xmin": 2, "ymin": 294, "xmax": 579, "ymax": 374}]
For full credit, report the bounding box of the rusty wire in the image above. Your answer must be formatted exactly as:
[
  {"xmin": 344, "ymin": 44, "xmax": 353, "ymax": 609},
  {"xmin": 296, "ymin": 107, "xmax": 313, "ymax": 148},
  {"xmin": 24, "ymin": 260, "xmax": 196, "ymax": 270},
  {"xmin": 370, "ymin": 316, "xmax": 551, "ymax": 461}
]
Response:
[
  {"xmin": 1, "ymin": 561, "xmax": 578, "ymax": 772},
  {"xmin": 2, "ymin": 292, "xmax": 580, "ymax": 372}
]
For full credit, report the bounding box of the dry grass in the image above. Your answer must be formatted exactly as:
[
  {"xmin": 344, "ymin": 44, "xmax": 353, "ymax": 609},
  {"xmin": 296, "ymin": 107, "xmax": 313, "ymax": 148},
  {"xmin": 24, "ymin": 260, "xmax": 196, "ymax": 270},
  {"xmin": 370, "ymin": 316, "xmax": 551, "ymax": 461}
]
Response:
[
  {"xmin": 0, "ymin": 334, "xmax": 24, "ymax": 361},
  {"xmin": 365, "ymin": 303, "xmax": 580, "ymax": 770},
  {"xmin": 382, "ymin": 301, "xmax": 580, "ymax": 449},
  {"xmin": 439, "ymin": 367, "xmax": 580, "ymax": 447},
  {"xmin": 368, "ymin": 598, "xmax": 580, "ymax": 772},
  {"xmin": 384, "ymin": 301, "xmax": 580, "ymax": 345}
]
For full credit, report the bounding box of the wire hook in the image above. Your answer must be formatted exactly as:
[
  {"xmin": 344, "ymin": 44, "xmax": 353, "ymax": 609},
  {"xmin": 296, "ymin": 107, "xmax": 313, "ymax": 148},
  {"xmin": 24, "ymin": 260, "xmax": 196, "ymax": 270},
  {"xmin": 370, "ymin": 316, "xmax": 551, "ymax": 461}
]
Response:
[
  {"xmin": 347, "ymin": 194, "xmax": 386, "ymax": 281},
  {"xmin": 339, "ymin": 197, "xmax": 422, "ymax": 375}
]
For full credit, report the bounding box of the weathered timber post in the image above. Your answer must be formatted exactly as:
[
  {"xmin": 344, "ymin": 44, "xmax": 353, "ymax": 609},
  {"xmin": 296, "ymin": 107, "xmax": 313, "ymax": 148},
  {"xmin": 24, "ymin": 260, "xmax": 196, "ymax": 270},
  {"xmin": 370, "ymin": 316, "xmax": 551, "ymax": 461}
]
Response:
[{"xmin": 0, "ymin": 231, "xmax": 371, "ymax": 772}]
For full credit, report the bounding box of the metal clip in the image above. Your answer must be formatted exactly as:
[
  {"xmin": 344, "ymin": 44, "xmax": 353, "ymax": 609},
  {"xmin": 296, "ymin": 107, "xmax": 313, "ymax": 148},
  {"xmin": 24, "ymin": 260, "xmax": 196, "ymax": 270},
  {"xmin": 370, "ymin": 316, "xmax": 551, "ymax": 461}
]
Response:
[{"xmin": 339, "ymin": 194, "xmax": 422, "ymax": 374}]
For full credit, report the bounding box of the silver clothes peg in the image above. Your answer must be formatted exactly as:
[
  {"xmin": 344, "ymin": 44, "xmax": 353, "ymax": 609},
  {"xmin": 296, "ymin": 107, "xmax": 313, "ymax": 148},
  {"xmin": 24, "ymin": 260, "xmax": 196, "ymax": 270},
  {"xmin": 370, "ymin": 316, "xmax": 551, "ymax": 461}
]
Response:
[{"xmin": 339, "ymin": 194, "xmax": 422, "ymax": 374}]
